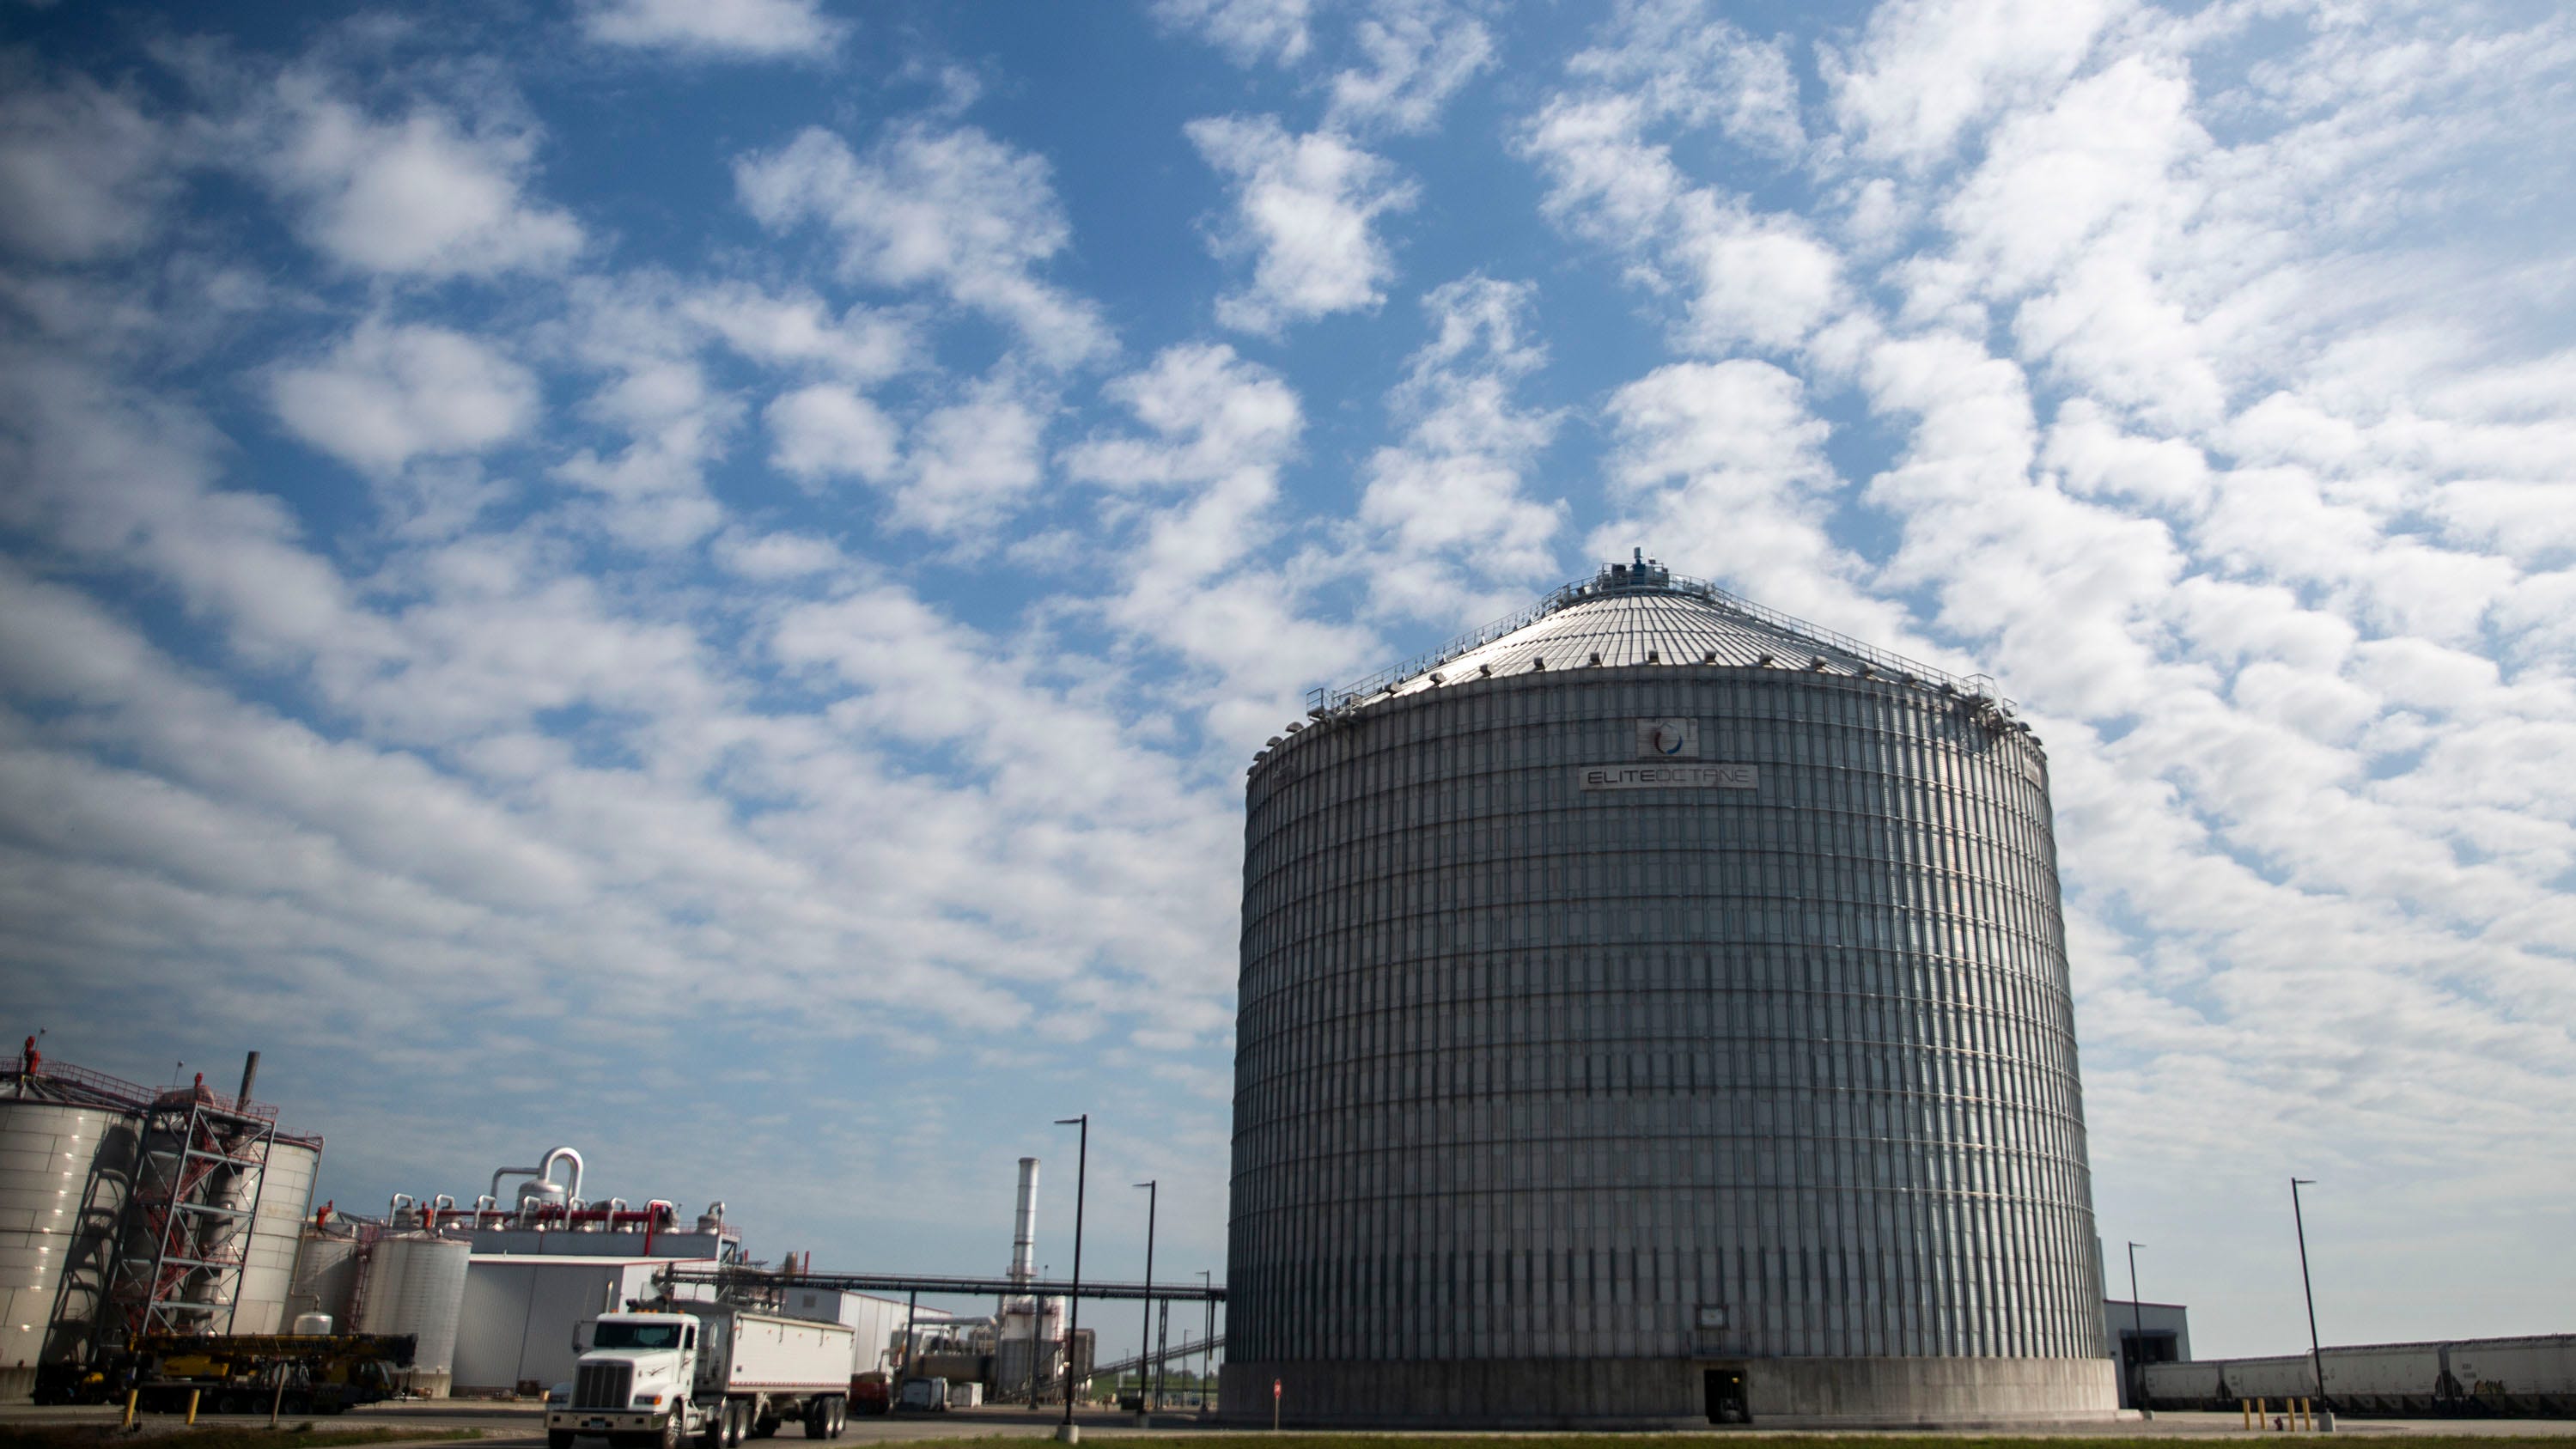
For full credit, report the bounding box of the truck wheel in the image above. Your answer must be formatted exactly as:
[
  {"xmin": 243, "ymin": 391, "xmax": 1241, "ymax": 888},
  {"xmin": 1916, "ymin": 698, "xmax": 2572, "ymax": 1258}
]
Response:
[
  {"xmin": 699, "ymin": 1402, "xmax": 724, "ymax": 1449},
  {"xmin": 801, "ymin": 1401, "xmax": 826, "ymax": 1439},
  {"xmin": 661, "ymin": 1405, "xmax": 685, "ymax": 1449},
  {"xmin": 829, "ymin": 1397, "xmax": 845, "ymax": 1438},
  {"xmin": 727, "ymin": 1401, "xmax": 748, "ymax": 1447}
]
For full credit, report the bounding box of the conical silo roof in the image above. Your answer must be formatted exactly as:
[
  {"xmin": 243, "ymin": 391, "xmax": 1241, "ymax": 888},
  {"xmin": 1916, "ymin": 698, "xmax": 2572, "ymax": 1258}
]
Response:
[{"xmin": 1312, "ymin": 555, "xmax": 1998, "ymax": 713}]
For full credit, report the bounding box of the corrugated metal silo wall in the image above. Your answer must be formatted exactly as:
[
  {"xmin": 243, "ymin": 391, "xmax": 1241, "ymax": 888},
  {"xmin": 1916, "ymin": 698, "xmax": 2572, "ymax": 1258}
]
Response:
[
  {"xmin": 0, "ymin": 1100, "xmax": 139, "ymax": 1403},
  {"xmin": 1227, "ymin": 667, "xmax": 2111, "ymax": 1422},
  {"xmin": 230, "ymin": 1138, "xmax": 320, "ymax": 1335}
]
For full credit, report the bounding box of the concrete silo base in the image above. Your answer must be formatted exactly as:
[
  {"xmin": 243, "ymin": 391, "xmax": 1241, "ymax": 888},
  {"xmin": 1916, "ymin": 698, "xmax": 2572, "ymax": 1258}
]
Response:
[{"xmin": 1221, "ymin": 1355, "xmax": 2119, "ymax": 1428}]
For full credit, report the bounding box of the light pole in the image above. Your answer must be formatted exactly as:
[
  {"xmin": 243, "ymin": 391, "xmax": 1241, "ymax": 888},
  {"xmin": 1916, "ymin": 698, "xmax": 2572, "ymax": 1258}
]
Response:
[
  {"xmin": 1053, "ymin": 1116, "xmax": 1087, "ymax": 1441},
  {"xmin": 2292, "ymin": 1178, "xmax": 2327, "ymax": 1409},
  {"xmin": 2126, "ymin": 1242, "xmax": 2148, "ymax": 1416},
  {"xmin": 1133, "ymin": 1180, "xmax": 1157, "ymax": 1418},
  {"xmin": 1197, "ymin": 1269, "xmax": 1213, "ymax": 1412}
]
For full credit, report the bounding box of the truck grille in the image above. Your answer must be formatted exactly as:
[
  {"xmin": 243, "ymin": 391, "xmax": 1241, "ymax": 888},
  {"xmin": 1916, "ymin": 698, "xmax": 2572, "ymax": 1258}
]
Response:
[{"xmin": 575, "ymin": 1363, "xmax": 633, "ymax": 1410}]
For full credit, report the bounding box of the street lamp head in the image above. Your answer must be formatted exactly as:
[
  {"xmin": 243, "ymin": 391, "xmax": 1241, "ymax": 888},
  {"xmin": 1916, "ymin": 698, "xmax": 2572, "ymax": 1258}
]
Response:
[
  {"xmin": 1135, "ymin": 1180, "xmax": 1155, "ymax": 1190},
  {"xmin": 1055, "ymin": 1116, "xmax": 1087, "ymax": 1126},
  {"xmin": 2293, "ymin": 1177, "xmax": 2317, "ymax": 1185}
]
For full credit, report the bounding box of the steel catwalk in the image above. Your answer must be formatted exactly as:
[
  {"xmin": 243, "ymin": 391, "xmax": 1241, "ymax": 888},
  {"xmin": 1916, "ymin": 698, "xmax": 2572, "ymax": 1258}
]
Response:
[{"xmin": 1223, "ymin": 565, "xmax": 2116, "ymax": 1426}]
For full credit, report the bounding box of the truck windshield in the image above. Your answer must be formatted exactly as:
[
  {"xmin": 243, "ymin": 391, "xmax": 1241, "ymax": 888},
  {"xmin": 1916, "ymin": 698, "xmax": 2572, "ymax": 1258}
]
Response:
[{"xmin": 592, "ymin": 1324, "xmax": 683, "ymax": 1350}]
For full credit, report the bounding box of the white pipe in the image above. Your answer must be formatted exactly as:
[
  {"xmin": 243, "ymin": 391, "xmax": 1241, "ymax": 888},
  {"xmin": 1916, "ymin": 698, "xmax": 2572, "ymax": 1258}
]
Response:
[
  {"xmin": 1011, "ymin": 1158, "xmax": 1038, "ymax": 1285},
  {"xmin": 542, "ymin": 1146, "xmax": 585, "ymax": 1202},
  {"xmin": 432, "ymin": 1194, "xmax": 456, "ymax": 1210},
  {"xmin": 489, "ymin": 1145, "xmax": 587, "ymax": 1204}
]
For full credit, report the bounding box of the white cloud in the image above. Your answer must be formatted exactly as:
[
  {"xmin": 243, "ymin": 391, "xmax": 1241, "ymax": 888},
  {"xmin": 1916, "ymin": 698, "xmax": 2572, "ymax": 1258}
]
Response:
[
  {"xmin": 0, "ymin": 339, "xmax": 399, "ymax": 679},
  {"xmin": 245, "ymin": 70, "xmax": 582, "ymax": 278},
  {"xmin": 1591, "ymin": 357, "xmax": 1929, "ymax": 644},
  {"xmin": 0, "ymin": 61, "xmax": 175, "ymax": 263},
  {"xmin": 1523, "ymin": 63, "xmax": 1843, "ymax": 356},
  {"xmin": 1185, "ymin": 115, "xmax": 1417, "ymax": 335},
  {"xmin": 896, "ymin": 376, "xmax": 1049, "ymax": 534},
  {"xmin": 735, "ymin": 122, "xmax": 1110, "ymax": 367},
  {"xmin": 683, "ymin": 283, "xmax": 914, "ymax": 383},
  {"xmin": 1324, "ymin": 1, "xmax": 1495, "ymax": 136},
  {"xmin": 580, "ymin": 0, "xmax": 847, "ymax": 58},
  {"xmin": 765, "ymin": 383, "xmax": 899, "ymax": 485},
  {"xmin": 1352, "ymin": 276, "xmax": 1564, "ymax": 622},
  {"xmin": 545, "ymin": 278, "xmax": 739, "ymax": 551},
  {"xmin": 1063, "ymin": 344, "xmax": 1367, "ymax": 749},
  {"xmin": 1667, "ymin": 198, "xmax": 1843, "ymax": 353},
  {"xmin": 1563, "ymin": 0, "xmax": 1806, "ymax": 157},
  {"xmin": 711, "ymin": 528, "xmax": 844, "ymax": 581},
  {"xmin": 1063, "ymin": 342, "xmax": 1300, "ymax": 498},
  {"xmin": 1151, "ymin": 0, "xmax": 1312, "ymax": 65},
  {"xmin": 269, "ymin": 320, "xmax": 539, "ymax": 475},
  {"xmin": 1821, "ymin": 0, "xmax": 2125, "ymax": 167}
]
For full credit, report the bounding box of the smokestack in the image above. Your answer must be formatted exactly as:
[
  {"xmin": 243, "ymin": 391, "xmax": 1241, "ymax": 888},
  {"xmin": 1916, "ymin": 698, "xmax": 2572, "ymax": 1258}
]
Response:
[
  {"xmin": 1011, "ymin": 1157, "xmax": 1039, "ymax": 1285},
  {"xmin": 235, "ymin": 1050, "xmax": 260, "ymax": 1109}
]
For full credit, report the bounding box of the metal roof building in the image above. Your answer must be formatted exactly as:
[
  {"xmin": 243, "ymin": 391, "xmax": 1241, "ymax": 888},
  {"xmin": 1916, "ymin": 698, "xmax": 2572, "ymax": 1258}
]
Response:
[{"xmin": 1223, "ymin": 557, "xmax": 2116, "ymax": 1426}]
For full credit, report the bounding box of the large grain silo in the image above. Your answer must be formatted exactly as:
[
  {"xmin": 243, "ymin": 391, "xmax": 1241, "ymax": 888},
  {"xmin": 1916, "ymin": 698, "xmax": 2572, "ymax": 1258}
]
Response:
[
  {"xmin": 1224, "ymin": 558, "xmax": 2115, "ymax": 1426},
  {"xmin": 0, "ymin": 1067, "xmax": 140, "ymax": 1403}
]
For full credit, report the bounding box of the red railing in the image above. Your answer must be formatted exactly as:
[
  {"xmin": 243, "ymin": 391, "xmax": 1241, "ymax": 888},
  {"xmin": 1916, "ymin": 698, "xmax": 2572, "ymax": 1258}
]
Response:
[{"xmin": 5, "ymin": 1055, "xmax": 316, "ymax": 1144}]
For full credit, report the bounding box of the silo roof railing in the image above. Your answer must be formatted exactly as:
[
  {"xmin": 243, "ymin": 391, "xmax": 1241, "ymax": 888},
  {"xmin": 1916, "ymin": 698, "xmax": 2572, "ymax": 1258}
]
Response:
[
  {"xmin": 1307, "ymin": 563, "xmax": 2012, "ymax": 717},
  {"xmin": 5, "ymin": 1053, "xmax": 166, "ymax": 1111},
  {"xmin": 4, "ymin": 1051, "xmax": 320, "ymax": 1145}
]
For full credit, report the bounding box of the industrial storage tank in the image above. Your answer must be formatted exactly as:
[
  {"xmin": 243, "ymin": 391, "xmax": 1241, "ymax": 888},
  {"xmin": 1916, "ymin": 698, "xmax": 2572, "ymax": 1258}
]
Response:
[
  {"xmin": 289, "ymin": 1228, "xmax": 365, "ymax": 1327},
  {"xmin": 0, "ymin": 1089, "xmax": 140, "ymax": 1403},
  {"xmin": 1225, "ymin": 558, "xmax": 2115, "ymax": 1426},
  {"xmin": 231, "ymin": 1136, "xmax": 320, "ymax": 1335},
  {"xmin": 356, "ymin": 1233, "xmax": 471, "ymax": 1397}
]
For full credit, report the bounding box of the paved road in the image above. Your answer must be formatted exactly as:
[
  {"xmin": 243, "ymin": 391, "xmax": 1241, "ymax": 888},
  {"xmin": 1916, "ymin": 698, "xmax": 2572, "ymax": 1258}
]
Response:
[{"xmin": 0, "ymin": 1402, "xmax": 1225, "ymax": 1444}]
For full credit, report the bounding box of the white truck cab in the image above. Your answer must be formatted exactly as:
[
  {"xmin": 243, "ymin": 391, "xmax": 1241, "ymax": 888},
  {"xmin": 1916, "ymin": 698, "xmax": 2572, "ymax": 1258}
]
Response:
[{"xmin": 550, "ymin": 1308, "xmax": 852, "ymax": 1449}]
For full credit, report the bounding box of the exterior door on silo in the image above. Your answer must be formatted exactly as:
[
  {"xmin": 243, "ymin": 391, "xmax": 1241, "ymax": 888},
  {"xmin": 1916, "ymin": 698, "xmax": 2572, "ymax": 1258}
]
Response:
[{"xmin": 1704, "ymin": 1367, "xmax": 1750, "ymax": 1424}]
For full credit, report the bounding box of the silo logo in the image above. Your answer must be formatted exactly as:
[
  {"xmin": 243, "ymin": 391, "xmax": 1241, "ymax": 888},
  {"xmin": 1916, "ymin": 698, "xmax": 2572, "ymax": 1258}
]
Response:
[
  {"xmin": 1637, "ymin": 718, "xmax": 1699, "ymax": 758},
  {"xmin": 1580, "ymin": 763, "xmax": 1757, "ymax": 792}
]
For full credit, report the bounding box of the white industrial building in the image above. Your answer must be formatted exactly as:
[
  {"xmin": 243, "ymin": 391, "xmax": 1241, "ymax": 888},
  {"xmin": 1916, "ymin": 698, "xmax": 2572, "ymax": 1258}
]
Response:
[
  {"xmin": 295, "ymin": 1145, "xmax": 747, "ymax": 1397},
  {"xmin": 305, "ymin": 1144, "xmax": 928, "ymax": 1397},
  {"xmin": 454, "ymin": 1254, "xmax": 719, "ymax": 1395}
]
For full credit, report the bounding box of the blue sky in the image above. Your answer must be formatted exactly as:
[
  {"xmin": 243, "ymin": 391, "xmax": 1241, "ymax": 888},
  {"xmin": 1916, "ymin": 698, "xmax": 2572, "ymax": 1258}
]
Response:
[{"xmin": 3, "ymin": 0, "xmax": 2572, "ymax": 1366}]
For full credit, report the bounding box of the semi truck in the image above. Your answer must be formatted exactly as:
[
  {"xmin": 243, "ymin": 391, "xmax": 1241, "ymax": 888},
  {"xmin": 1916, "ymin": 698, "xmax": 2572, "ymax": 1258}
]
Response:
[{"xmin": 551, "ymin": 1306, "xmax": 853, "ymax": 1449}]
